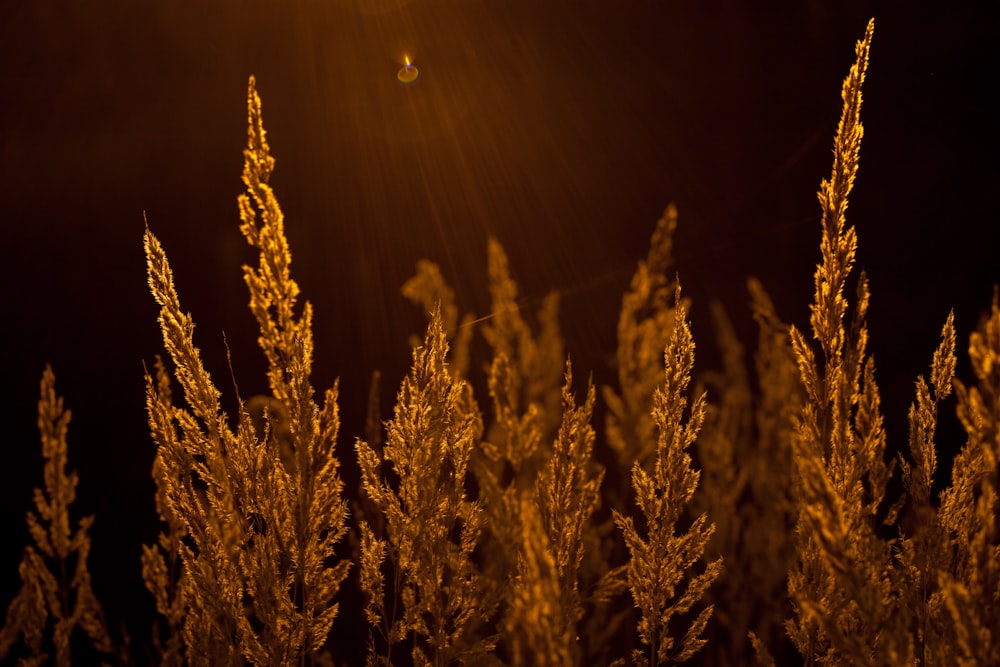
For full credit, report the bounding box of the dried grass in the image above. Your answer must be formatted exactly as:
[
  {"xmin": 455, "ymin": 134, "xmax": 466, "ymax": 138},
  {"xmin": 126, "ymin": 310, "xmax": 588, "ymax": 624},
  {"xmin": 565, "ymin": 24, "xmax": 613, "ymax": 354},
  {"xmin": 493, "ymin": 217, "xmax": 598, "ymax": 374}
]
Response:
[{"xmin": 3, "ymin": 17, "xmax": 998, "ymax": 667}]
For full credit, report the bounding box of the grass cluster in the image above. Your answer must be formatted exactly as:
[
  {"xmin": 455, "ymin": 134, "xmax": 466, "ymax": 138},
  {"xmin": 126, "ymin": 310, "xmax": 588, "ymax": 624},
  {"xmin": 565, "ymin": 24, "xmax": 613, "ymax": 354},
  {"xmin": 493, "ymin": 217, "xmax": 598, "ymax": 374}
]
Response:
[{"xmin": 3, "ymin": 18, "xmax": 999, "ymax": 666}]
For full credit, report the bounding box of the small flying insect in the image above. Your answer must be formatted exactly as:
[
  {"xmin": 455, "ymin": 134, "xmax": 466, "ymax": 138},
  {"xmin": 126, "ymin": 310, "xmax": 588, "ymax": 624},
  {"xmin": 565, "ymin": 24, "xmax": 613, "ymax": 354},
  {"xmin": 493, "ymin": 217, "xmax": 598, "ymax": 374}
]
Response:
[{"xmin": 397, "ymin": 55, "xmax": 418, "ymax": 83}]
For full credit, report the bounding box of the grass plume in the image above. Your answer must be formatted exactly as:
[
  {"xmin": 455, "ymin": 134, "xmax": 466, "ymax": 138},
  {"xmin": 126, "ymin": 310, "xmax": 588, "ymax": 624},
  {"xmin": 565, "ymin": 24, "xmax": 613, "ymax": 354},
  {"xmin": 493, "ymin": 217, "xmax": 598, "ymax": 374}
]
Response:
[
  {"xmin": 0, "ymin": 366, "xmax": 117, "ymax": 666},
  {"xmin": 356, "ymin": 307, "xmax": 494, "ymax": 667},
  {"xmin": 614, "ymin": 288, "xmax": 722, "ymax": 666},
  {"xmin": 141, "ymin": 75, "xmax": 349, "ymax": 665}
]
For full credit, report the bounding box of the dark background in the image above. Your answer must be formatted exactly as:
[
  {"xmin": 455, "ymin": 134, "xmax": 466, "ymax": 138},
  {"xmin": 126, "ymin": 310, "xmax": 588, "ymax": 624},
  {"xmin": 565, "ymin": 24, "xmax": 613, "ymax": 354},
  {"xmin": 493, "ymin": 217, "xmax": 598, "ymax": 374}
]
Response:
[{"xmin": 1, "ymin": 0, "xmax": 997, "ymax": 661}]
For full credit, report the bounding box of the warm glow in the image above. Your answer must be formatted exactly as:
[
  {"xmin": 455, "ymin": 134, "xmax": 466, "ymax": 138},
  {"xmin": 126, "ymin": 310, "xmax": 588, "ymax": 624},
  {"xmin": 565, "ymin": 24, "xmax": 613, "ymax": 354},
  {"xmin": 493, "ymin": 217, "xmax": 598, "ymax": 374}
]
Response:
[
  {"xmin": 397, "ymin": 55, "xmax": 418, "ymax": 83},
  {"xmin": 5, "ymin": 8, "xmax": 994, "ymax": 667}
]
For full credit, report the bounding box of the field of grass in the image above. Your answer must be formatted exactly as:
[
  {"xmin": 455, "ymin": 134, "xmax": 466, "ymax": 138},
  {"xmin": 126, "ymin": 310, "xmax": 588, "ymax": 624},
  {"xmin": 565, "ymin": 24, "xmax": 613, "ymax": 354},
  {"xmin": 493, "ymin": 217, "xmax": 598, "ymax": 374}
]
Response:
[{"xmin": 2, "ymin": 18, "xmax": 998, "ymax": 666}]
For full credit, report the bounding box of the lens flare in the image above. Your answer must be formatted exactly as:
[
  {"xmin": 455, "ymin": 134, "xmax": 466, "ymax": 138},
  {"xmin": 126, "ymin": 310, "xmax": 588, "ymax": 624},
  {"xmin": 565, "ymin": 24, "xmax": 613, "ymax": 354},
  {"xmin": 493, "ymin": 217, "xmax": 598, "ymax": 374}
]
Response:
[{"xmin": 397, "ymin": 55, "xmax": 418, "ymax": 83}]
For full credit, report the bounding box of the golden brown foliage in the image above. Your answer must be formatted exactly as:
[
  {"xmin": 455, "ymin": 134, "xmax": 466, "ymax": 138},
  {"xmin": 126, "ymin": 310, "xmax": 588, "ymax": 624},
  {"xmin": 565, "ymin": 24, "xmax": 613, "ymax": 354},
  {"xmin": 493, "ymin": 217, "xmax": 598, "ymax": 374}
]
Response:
[
  {"xmin": 504, "ymin": 493, "xmax": 572, "ymax": 667},
  {"xmin": 896, "ymin": 313, "xmax": 956, "ymax": 666},
  {"xmin": 937, "ymin": 295, "xmax": 1000, "ymax": 666},
  {"xmin": 142, "ymin": 75, "xmax": 349, "ymax": 665},
  {"xmin": 0, "ymin": 366, "xmax": 116, "ymax": 666},
  {"xmin": 401, "ymin": 259, "xmax": 475, "ymax": 380},
  {"xmin": 8, "ymin": 19, "xmax": 1000, "ymax": 666},
  {"xmin": 604, "ymin": 204, "xmax": 681, "ymax": 475},
  {"xmin": 398, "ymin": 225, "xmax": 596, "ymax": 666},
  {"xmin": 140, "ymin": 356, "xmax": 188, "ymax": 667},
  {"xmin": 615, "ymin": 289, "xmax": 722, "ymax": 666},
  {"xmin": 785, "ymin": 18, "xmax": 914, "ymax": 665},
  {"xmin": 507, "ymin": 363, "xmax": 604, "ymax": 665},
  {"xmin": 356, "ymin": 308, "xmax": 494, "ymax": 667},
  {"xmin": 482, "ymin": 236, "xmax": 565, "ymax": 450},
  {"xmin": 535, "ymin": 364, "xmax": 602, "ymax": 639}
]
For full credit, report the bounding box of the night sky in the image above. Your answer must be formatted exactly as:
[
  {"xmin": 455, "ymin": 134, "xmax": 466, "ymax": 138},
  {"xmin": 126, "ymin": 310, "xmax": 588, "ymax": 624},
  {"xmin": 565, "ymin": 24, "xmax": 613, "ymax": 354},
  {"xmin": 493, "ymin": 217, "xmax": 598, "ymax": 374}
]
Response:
[{"xmin": 1, "ymin": 0, "xmax": 997, "ymax": 660}]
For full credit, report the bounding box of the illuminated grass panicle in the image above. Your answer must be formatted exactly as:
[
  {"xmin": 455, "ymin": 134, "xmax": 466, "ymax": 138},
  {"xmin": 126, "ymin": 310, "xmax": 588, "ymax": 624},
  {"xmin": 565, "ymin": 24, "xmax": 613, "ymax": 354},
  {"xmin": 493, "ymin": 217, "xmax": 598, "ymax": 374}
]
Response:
[
  {"xmin": 140, "ymin": 356, "xmax": 188, "ymax": 667},
  {"xmin": 0, "ymin": 366, "xmax": 117, "ymax": 666},
  {"xmin": 529, "ymin": 363, "xmax": 603, "ymax": 664},
  {"xmin": 401, "ymin": 259, "xmax": 475, "ymax": 380},
  {"xmin": 785, "ymin": 19, "xmax": 916, "ymax": 664},
  {"xmin": 938, "ymin": 295, "xmax": 1000, "ymax": 666},
  {"xmin": 356, "ymin": 307, "xmax": 495, "ymax": 667},
  {"xmin": 614, "ymin": 288, "xmax": 722, "ymax": 666},
  {"xmin": 897, "ymin": 312, "xmax": 955, "ymax": 665},
  {"xmin": 475, "ymin": 239, "xmax": 566, "ymax": 625},
  {"xmin": 482, "ymin": 236, "xmax": 565, "ymax": 450},
  {"xmin": 142, "ymin": 75, "xmax": 349, "ymax": 665}
]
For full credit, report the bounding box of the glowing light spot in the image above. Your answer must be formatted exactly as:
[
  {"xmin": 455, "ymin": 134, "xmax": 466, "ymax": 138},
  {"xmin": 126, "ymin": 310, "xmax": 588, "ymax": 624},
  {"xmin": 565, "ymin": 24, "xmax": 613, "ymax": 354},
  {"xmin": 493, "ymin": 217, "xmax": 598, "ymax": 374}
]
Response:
[{"xmin": 397, "ymin": 55, "xmax": 418, "ymax": 83}]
